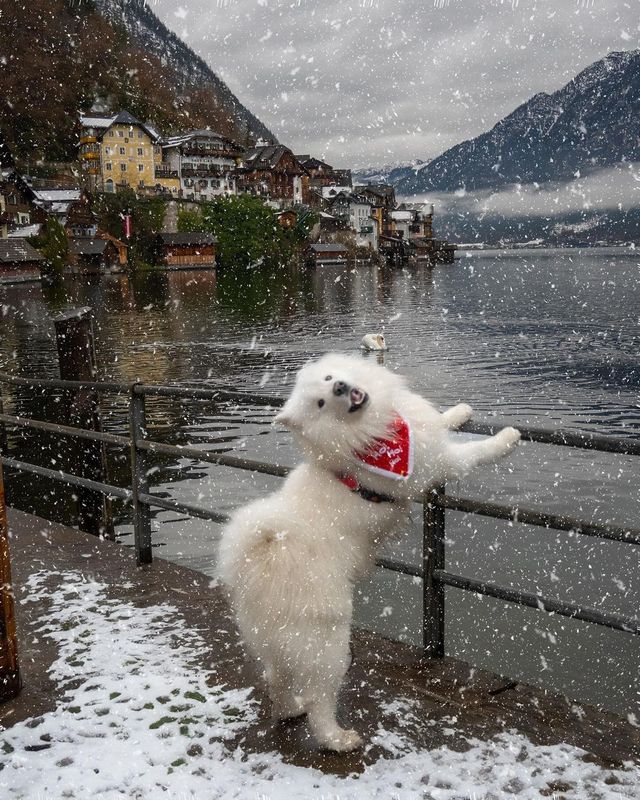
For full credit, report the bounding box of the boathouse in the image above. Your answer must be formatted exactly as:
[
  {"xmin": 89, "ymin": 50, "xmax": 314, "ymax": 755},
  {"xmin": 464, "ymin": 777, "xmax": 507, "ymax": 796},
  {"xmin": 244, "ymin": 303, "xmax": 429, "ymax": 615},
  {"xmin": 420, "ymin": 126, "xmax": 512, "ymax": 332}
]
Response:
[
  {"xmin": 0, "ymin": 238, "xmax": 43, "ymax": 283},
  {"xmin": 68, "ymin": 236, "xmax": 126, "ymax": 274},
  {"xmin": 307, "ymin": 242, "xmax": 349, "ymax": 265},
  {"xmin": 156, "ymin": 232, "xmax": 217, "ymax": 270}
]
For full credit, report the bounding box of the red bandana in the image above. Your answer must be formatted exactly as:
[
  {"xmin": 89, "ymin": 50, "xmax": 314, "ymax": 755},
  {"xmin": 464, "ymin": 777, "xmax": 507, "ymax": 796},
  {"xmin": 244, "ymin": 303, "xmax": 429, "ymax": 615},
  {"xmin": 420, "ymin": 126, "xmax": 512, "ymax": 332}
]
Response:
[{"xmin": 355, "ymin": 415, "xmax": 413, "ymax": 481}]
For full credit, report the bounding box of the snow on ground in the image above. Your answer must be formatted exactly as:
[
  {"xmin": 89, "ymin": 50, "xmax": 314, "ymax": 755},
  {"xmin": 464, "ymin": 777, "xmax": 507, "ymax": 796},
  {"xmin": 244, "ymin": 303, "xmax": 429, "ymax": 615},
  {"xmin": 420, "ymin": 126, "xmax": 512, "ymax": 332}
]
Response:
[{"xmin": 1, "ymin": 571, "xmax": 638, "ymax": 800}]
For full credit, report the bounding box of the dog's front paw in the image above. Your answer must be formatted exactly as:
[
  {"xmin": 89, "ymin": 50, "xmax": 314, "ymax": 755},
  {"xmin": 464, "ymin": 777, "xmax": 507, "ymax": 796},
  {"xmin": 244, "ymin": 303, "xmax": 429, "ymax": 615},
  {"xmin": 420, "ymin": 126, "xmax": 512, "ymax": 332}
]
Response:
[
  {"xmin": 497, "ymin": 426, "xmax": 521, "ymax": 452},
  {"xmin": 444, "ymin": 403, "xmax": 473, "ymax": 430},
  {"xmin": 318, "ymin": 727, "xmax": 363, "ymax": 752}
]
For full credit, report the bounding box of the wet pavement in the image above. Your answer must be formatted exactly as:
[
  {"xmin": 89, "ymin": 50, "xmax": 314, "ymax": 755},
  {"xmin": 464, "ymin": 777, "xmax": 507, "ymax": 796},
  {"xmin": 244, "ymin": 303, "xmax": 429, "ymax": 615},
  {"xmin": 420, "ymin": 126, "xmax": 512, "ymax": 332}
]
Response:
[{"xmin": 2, "ymin": 508, "xmax": 638, "ymax": 777}]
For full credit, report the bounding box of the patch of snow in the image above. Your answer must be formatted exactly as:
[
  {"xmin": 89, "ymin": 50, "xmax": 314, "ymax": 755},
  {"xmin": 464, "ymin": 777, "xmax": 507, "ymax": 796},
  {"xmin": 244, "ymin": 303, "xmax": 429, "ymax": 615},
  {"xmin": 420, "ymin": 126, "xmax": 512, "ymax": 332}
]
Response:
[{"xmin": 2, "ymin": 571, "xmax": 638, "ymax": 799}]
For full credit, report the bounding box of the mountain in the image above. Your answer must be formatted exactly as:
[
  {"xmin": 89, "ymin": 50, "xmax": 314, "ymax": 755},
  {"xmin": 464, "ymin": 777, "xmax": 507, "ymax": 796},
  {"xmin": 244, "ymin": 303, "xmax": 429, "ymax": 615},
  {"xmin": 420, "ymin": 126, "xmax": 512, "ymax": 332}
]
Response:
[
  {"xmin": 93, "ymin": 0, "xmax": 274, "ymax": 144},
  {"xmin": 395, "ymin": 50, "xmax": 640, "ymax": 195},
  {"xmin": 352, "ymin": 160, "xmax": 427, "ymax": 186},
  {"xmin": 0, "ymin": 0, "xmax": 274, "ymax": 163}
]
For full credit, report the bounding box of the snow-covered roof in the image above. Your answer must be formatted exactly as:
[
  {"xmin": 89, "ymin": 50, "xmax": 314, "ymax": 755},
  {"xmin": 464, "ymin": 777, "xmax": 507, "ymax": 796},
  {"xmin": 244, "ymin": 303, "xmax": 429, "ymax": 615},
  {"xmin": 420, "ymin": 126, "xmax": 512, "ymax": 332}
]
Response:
[
  {"xmin": 7, "ymin": 224, "xmax": 41, "ymax": 238},
  {"xmin": 321, "ymin": 185, "xmax": 352, "ymax": 198},
  {"xmin": 348, "ymin": 194, "xmax": 373, "ymax": 206},
  {"xmin": 243, "ymin": 145, "xmax": 294, "ymax": 170},
  {"xmin": 145, "ymin": 123, "xmax": 162, "ymax": 142},
  {"xmin": 0, "ymin": 238, "xmax": 43, "ymax": 262},
  {"xmin": 80, "ymin": 111, "xmax": 161, "ymax": 142},
  {"xmin": 31, "ymin": 189, "xmax": 81, "ymax": 203},
  {"xmin": 163, "ymin": 130, "xmax": 239, "ymax": 150},
  {"xmin": 79, "ymin": 115, "xmax": 114, "ymax": 129},
  {"xmin": 390, "ymin": 210, "xmax": 413, "ymax": 221},
  {"xmin": 69, "ymin": 238, "xmax": 110, "ymax": 256}
]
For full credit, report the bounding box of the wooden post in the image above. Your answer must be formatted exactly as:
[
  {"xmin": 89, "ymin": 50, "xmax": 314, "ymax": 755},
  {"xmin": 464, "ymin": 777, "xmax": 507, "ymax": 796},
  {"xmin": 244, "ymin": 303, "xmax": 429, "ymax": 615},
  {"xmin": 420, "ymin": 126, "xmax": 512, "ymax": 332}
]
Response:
[
  {"xmin": 0, "ymin": 460, "xmax": 20, "ymax": 701},
  {"xmin": 53, "ymin": 307, "xmax": 113, "ymax": 538},
  {"xmin": 423, "ymin": 483, "xmax": 446, "ymax": 658},
  {"xmin": 130, "ymin": 387, "xmax": 152, "ymax": 565}
]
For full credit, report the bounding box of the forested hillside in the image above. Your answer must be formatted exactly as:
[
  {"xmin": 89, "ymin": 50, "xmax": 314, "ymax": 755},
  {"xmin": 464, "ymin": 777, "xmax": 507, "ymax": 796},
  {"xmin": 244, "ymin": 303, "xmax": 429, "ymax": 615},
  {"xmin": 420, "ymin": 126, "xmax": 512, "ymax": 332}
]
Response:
[{"xmin": 0, "ymin": 0, "xmax": 274, "ymax": 162}]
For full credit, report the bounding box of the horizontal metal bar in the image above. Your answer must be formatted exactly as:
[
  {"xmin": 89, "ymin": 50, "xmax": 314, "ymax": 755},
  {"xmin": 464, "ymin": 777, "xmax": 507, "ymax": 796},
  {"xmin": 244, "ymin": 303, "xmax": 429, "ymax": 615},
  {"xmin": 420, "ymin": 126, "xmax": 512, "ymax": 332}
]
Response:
[
  {"xmin": 134, "ymin": 383, "xmax": 284, "ymax": 407},
  {"xmin": 0, "ymin": 371, "xmax": 133, "ymax": 395},
  {"xmin": 437, "ymin": 569, "xmax": 640, "ymax": 635},
  {"xmin": 461, "ymin": 419, "xmax": 640, "ymax": 457},
  {"xmin": 439, "ymin": 494, "xmax": 640, "ymax": 546},
  {"xmin": 137, "ymin": 492, "xmax": 230, "ymax": 524},
  {"xmin": 0, "ymin": 414, "xmax": 131, "ymax": 448},
  {"xmin": 2, "ymin": 369, "xmax": 638, "ymax": 456},
  {"xmin": 376, "ymin": 556, "xmax": 424, "ymax": 579},
  {"xmin": 0, "ymin": 456, "xmax": 131, "ymax": 501},
  {"xmin": 136, "ymin": 438, "xmax": 291, "ymax": 478}
]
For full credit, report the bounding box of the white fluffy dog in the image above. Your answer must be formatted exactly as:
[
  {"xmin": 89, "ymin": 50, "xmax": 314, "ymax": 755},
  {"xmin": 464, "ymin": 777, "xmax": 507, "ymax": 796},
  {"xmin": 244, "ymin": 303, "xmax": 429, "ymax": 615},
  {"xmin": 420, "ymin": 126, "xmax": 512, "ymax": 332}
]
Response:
[{"xmin": 218, "ymin": 354, "xmax": 520, "ymax": 751}]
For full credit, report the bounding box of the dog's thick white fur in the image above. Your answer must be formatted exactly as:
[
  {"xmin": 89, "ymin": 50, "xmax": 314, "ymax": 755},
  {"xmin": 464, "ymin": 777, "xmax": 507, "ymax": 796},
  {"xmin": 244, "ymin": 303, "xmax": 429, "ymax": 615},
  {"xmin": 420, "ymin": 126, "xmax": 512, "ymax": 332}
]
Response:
[{"xmin": 218, "ymin": 354, "xmax": 520, "ymax": 751}]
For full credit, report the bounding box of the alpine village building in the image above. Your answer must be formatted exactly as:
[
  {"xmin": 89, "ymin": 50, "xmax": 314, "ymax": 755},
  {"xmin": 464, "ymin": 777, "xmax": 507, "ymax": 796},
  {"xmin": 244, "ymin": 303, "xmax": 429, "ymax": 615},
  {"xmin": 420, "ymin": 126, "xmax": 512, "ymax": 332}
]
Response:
[
  {"xmin": 161, "ymin": 131, "xmax": 243, "ymax": 200},
  {"xmin": 75, "ymin": 110, "xmax": 455, "ymax": 264},
  {"xmin": 79, "ymin": 111, "xmax": 171, "ymax": 195},
  {"xmin": 236, "ymin": 145, "xmax": 308, "ymax": 205}
]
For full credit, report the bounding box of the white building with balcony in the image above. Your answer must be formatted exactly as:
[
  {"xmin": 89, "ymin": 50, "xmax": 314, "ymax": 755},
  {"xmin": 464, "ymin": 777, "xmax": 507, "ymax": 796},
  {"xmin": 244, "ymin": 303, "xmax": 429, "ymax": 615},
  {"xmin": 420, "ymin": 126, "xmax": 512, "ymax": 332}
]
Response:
[{"xmin": 162, "ymin": 130, "xmax": 243, "ymax": 201}]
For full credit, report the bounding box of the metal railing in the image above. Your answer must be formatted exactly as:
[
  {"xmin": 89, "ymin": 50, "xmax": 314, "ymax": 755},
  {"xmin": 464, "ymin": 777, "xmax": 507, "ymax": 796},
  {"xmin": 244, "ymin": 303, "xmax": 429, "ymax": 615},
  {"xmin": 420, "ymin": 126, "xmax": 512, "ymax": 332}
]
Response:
[{"xmin": 1, "ymin": 370, "xmax": 639, "ymax": 659}]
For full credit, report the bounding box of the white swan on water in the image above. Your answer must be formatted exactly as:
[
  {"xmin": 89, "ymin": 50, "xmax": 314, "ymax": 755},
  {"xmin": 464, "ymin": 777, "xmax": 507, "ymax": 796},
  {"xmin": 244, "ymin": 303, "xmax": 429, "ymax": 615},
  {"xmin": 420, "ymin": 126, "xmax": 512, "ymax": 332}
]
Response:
[{"xmin": 361, "ymin": 333, "xmax": 387, "ymax": 351}]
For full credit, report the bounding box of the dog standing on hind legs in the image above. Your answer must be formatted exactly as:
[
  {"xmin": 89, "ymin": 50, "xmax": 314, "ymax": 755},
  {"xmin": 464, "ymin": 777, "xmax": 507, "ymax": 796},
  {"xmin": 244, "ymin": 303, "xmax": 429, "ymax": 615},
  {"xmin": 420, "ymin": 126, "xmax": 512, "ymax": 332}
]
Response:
[{"xmin": 217, "ymin": 353, "xmax": 520, "ymax": 751}]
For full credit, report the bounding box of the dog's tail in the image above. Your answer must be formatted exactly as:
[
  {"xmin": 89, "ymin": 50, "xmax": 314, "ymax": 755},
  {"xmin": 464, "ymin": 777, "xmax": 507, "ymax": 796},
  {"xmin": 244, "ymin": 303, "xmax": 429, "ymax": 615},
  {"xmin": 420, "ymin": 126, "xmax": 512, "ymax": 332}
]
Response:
[{"xmin": 217, "ymin": 505, "xmax": 298, "ymax": 591}]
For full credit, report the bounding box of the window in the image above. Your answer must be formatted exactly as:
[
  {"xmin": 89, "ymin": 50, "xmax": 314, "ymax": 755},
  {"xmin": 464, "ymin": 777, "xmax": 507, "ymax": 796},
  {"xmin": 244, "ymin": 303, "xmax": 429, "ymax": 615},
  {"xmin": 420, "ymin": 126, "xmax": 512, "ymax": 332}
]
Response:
[
  {"xmin": 138, "ymin": 164, "xmax": 144, "ymax": 172},
  {"xmin": 105, "ymin": 163, "xmax": 112, "ymax": 171},
  {"xmin": 137, "ymin": 148, "xmax": 144, "ymax": 156},
  {"xmin": 119, "ymin": 147, "xmax": 125, "ymax": 155},
  {"xmin": 105, "ymin": 147, "xmax": 111, "ymax": 155},
  {"xmin": 120, "ymin": 163, "xmax": 127, "ymax": 172},
  {"xmin": 8, "ymin": 194, "xmax": 16, "ymax": 205},
  {"xmin": 138, "ymin": 131, "xmax": 143, "ymax": 139},
  {"xmin": 118, "ymin": 130, "xmax": 124, "ymax": 138},
  {"xmin": 139, "ymin": 179, "xmax": 145, "ymax": 187},
  {"xmin": 105, "ymin": 179, "xmax": 114, "ymax": 193}
]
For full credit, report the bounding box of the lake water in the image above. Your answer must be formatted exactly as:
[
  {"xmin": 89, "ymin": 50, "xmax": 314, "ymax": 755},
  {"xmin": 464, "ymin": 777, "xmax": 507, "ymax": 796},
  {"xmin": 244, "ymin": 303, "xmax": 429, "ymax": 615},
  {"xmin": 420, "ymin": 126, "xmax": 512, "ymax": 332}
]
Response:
[{"xmin": 1, "ymin": 247, "xmax": 638, "ymax": 718}]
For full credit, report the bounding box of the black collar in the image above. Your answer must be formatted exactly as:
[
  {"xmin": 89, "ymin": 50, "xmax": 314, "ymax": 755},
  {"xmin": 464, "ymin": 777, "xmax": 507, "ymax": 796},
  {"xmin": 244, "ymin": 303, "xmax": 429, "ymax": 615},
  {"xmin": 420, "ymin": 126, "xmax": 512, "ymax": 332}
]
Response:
[{"xmin": 335, "ymin": 472, "xmax": 397, "ymax": 504}]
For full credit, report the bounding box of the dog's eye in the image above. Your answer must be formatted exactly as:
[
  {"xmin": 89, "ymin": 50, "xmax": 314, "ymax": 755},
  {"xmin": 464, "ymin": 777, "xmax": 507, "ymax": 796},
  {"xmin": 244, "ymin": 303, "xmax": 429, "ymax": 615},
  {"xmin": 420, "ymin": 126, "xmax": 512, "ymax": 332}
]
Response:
[
  {"xmin": 324, "ymin": 375, "xmax": 332, "ymax": 381},
  {"xmin": 318, "ymin": 399, "xmax": 325, "ymax": 408}
]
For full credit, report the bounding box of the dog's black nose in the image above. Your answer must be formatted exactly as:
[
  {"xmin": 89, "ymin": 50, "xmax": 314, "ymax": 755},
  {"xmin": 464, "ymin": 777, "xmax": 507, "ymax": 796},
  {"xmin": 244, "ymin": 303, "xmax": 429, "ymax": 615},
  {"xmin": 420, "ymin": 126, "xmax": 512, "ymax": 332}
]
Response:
[{"xmin": 332, "ymin": 380, "xmax": 349, "ymax": 396}]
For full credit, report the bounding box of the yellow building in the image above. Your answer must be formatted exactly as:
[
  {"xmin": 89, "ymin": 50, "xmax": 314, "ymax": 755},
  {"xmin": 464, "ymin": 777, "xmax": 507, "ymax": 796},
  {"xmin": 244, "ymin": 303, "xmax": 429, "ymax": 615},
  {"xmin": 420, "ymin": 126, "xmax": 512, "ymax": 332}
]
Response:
[{"xmin": 79, "ymin": 111, "xmax": 179, "ymax": 196}]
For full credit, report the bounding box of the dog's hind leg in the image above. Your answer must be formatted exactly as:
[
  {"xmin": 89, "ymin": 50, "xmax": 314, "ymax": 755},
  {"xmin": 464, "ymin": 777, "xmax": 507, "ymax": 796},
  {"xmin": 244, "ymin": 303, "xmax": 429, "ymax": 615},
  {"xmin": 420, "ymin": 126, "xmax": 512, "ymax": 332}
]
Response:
[
  {"xmin": 265, "ymin": 660, "xmax": 307, "ymax": 722},
  {"xmin": 302, "ymin": 624, "xmax": 363, "ymax": 752},
  {"xmin": 446, "ymin": 426, "xmax": 520, "ymax": 476},
  {"xmin": 441, "ymin": 403, "xmax": 473, "ymax": 430}
]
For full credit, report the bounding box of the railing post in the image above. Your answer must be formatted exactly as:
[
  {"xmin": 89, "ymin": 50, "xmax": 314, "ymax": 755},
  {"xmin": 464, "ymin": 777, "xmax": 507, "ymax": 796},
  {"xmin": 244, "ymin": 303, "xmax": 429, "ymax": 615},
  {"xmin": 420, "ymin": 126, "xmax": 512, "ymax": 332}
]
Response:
[
  {"xmin": 0, "ymin": 460, "xmax": 20, "ymax": 700},
  {"xmin": 423, "ymin": 483, "xmax": 446, "ymax": 658},
  {"xmin": 130, "ymin": 386, "xmax": 152, "ymax": 565}
]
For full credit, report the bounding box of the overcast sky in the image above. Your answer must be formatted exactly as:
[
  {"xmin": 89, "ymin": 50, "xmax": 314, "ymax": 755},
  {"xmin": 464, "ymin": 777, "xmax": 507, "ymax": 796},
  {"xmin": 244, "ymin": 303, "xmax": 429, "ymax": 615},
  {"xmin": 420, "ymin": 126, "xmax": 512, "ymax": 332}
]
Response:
[{"xmin": 150, "ymin": 0, "xmax": 639, "ymax": 169}]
